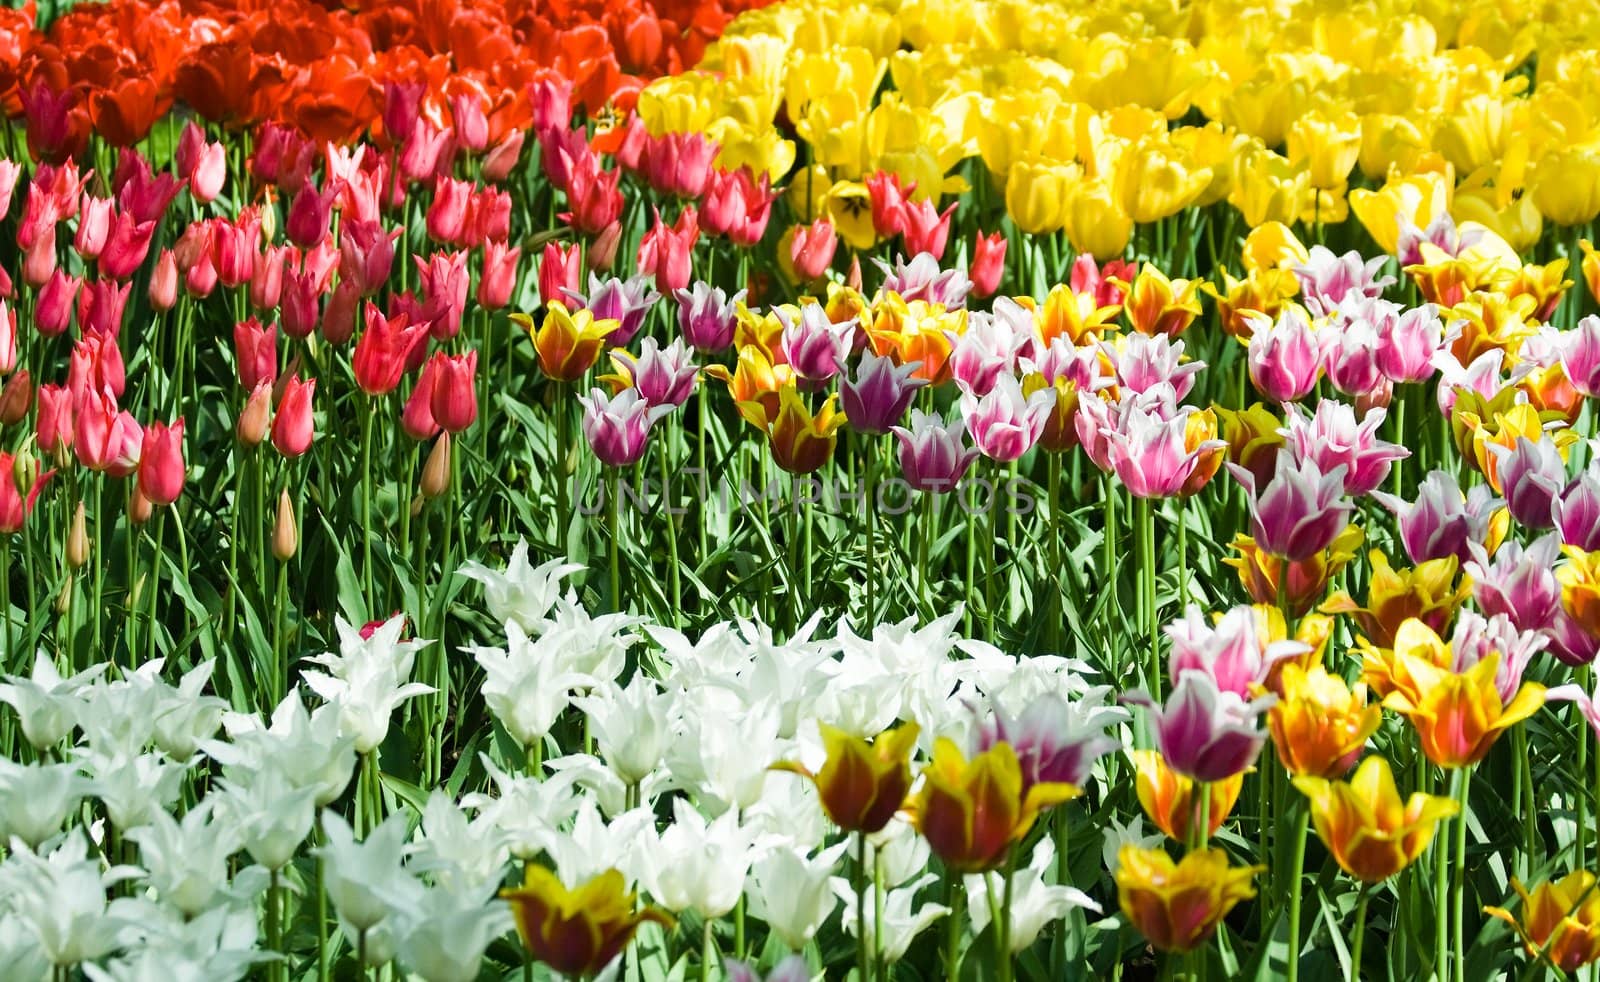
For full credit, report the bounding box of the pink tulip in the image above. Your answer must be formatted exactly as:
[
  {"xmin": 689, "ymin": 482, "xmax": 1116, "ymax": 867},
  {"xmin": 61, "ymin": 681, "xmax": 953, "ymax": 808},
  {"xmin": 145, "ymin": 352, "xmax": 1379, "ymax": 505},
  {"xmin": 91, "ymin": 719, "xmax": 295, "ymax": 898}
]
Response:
[
  {"xmin": 0, "ymin": 160, "xmax": 20, "ymax": 218},
  {"xmin": 789, "ymin": 219, "xmax": 837, "ymax": 281},
  {"xmin": 842, "ymin": 351, "xmax": 928, "ymax": 434},
  {"xmin": 1123, "ymin": 672, "xmax": 1275, "ymax": 782},
  {"xmin": 0, "ymin": 450, "xmax": 51, "ymax": 534},
  {"xmin": 401, "ymin": 357, "xmax": 442, "ymax": 442},
  {"xmin": 1291, "ymin": 245, "xmax": 1391, "ymax": 317},
  {"xmin": 1466, "ymin": 536, "xmax": 1562, "ymax": 634},
  {"xmin": 636, "ymin": 206, "xmax": 699, "ymax": 296},
  {"xmin": 879, "ymin": 253, "xmax": 972, "ymax": 309},
  {"xmin": 382, "ymin": 81, "xmax": 425, "ymax": 146},
  {"xmin": 901, "ymin": 198, "xmax": 957, "ymax": 261},
  {"xmin": 430, "ymin": 351, "xmax": 478, "ymax": 433},
  {"xmin": 674, "ymin": 282, "xmax": 742, "ymax": 353},
  {"xmin": 1321, "ymin": 308, "xmax": 1385, "ymax": 396},
  {"xmin": 960, "ymin": 373, "xmax": 1055, "ymax": 462},
  {"xmin": 1450, "ymin": 611, "xmax": 1544, "ymax": 703},
  {"xmin": 428, "ymin": 177, "xmax": 475, "ymax": 245},
  {"xmin": 1229, "ymin": 450, "xmax": 1352, "ymax": 560},
  {"xmin": 565, "ymin": 274, "xmax": 657, "ymax": 347},
  {"xmin": 138, "ymin": 419, "xmax": 186, "ymax": 506},
  {"xmin": 400, "ymin": 119, "xmax": 453, "ymax": 184},
  {"xmin": 1556, "ymin": 466, "xmax": 1600, "ymax": 550},
  {"xmin": 701, "ymin": 167, "xmax": 774, "ymax": 247},
  {"xmin": 1545, "ymin": 610, "xmax": 1600, "ymax": 667},
  {"xmin": 537, "ymin": 243, "xmax": 583, "ymax": 309},
  {"xmin": 973, "ymin": 692, "xmax": 1122, "ymax": 793},
  {"xmin": 1280, "ymin": 400, "xmax": 1409, "ymax": 496},
  {"xmin": 416, "ymin": 251, "xmax": 471, "ymax": 340},
  {"xmin": 1561, "ymin": 315, "xmax": 1600, "ymax": 398},
  {"xmin": 1373, "ymin": 470, "xmax": 1503, "ymax": 565},
  {"xmin": 948, "ymin": 311, "xmax": 1027, "ymax": 397},
  {"xmin": 0, "ymin": 300, "xmax": 14, "ymax": 374},
  {"xmin": 1491, "ymin": 436, "xmax": 1564, "ymax": 529},
  {"xmin": 74, "ymin": 194, "xmax": 113, "ymax": 260},
  {"xmin": 1106, "ymin": 333, "xmax": 1203, "ymax": 400},
  {"xmin": 1245, "ymin": 307, "xmax": 1321, "ymax": 403},
  {"xmin": 778, "ymin": 303, "xmax": 853, "ymax": 383},
  {"xmin": 77, "ymin": 279, "xmax": 131, "ymax": 338},
  {"xmin": 148, "ymin": 249, "xmax": 179, "ymax": 313},
  {"xmin": 176, "ymin": 122, "xmax": 226, "ymax": 203},
  {"xmin": 1104, "ymin": 391, "xmax": 1224, "ymax": 499},
  {"xmin": 34, "ymin": 269, "xmax": 79, "ymax": 337},
  {"xmin": 1166, "ymin": 604, "xmax": 1308, "ymax": 698},
  {"xmin": 580, "ymin": 387, "xmax": 672, "ymax": 468},
  {"xmin": 112, "ymin": 149, "xmax": 182, "ymax": 224},
  {"xmin": 891, "ymin": 409, "xmax": 979, "ymax": 493},
  {"xmin": 483, "ymin": 130, "xmax": 525, "ymax": 183},
  {"xmin": 74, "ymin": 391, "xmax": 142, "ymax": 477},
  {"xmin": 477, "ymin": 240, "xmax": 521, "ymax": 310},
  {"xmin": 1376, "ymin": 304, "xmax": 1443, "ymax": 383},
  {"xmin": 272, "ymin": 375, "xmax": 316, "ymax": 458},
  {"xmin": 338, "ymin": 220, "xmax": 400, "ymax": 297},
  {"xmin": 609, "ymin": 337, "xmax": 697, "ymax": 409}
]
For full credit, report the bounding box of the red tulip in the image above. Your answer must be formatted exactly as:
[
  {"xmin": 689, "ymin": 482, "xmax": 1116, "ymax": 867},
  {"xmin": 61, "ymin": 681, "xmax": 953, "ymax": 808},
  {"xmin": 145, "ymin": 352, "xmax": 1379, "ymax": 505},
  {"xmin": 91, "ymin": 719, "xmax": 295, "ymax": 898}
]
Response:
[
  {"xmin": 970, "ymin": 231, "xmax": 1008, "ymax": 299},
  {"xmin": 866, "ymin": 171, "xmax": 912, "ymax": 239},
  {"xmin": 0, "ymin": 371, "xmax": 33, "ymax": 426},
  {"xmin": 431, "ymin": 350, "xmax": 478, "ymax": 433},
  {"xmin": 790, "ymin": 218, "xmax": 838, "ymax": 281},
  {"xmin": 234, "ymin": 318, "xmax": 278, "ymax": 392},
  {"xmin": 0, "ymin": 451, "xmax": 52, "ymax": 535},
  {"xmin": 352, "ymin": 304, "xmax": 424, "ymax": 396},
  {"xmin": 428, "ymin": 177, "xmax": 474, "ymax": 245},
  {"xmin": 637, "ymin": 206, "xmax": 700, "ymax": 294},
  {"xmin": 401, "ymin": 358, "xmax": 441, "ymax": 441},
  {"xmin": 538, "ymin": 243, "xmax": 583, "ymax": 308},
  {"xmin": 286, "ymin": 183, "xmax": 336, "ymax": 248},
  {"xmin": 478, "ymin": 240, "xmax": 521, "ymax": 310},
  {"xmin": 74, "ymin": 391, "xmax": 142, "ymax": 477},
  {"xmin": 901, "ymin": 198, "xmax": 957, "ymax": 261},
  {"xmin": 138, "ymin": 419, "xmax": 186, "ymax": 506},
  {"xmin": 272, "ymin": 375, "xmax": 316, "ymax": 458},
  {"xmin": 34, "ymin": 270, "xmax": 79, "ymax": 337},
  {"xmin": 36, "ymin": 384, "xmax": 74, "ymax": 456}
]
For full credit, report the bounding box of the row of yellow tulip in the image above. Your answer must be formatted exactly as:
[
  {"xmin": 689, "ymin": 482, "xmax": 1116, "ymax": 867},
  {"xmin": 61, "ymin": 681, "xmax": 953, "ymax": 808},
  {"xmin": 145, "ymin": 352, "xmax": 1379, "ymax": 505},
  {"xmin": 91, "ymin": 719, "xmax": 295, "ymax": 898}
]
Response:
[{"xmin": 636, "ymin": 0, "xmax": 1600, "ymax": 258}]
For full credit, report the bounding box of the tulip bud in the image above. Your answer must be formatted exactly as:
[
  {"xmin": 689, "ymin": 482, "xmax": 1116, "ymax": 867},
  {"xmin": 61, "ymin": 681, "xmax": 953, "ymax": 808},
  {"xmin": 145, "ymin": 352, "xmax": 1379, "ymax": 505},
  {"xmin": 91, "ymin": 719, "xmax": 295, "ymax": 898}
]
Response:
[
  {"xmin": 54, "ymin": 574, "xmax": 72, "ymax": 614},
  {"xmin": 148, "ymin": 249, "xmax": 179, "ymax": 312},
  {"xmin": 273, "ymin": 489, "xmax": 298, "ymax": 561},
  {"xmin": 237, "ymin": 381, "xmax": 273, "ymax": 447},
  {"xmin": 589, "ymin": 222, "xmax": 622, "ymax": 273},
  {"xmin": 421, "ymin": 431, "xmax": 451, "ymax": 499},
  {"xmin": 128, "ymin": 484, "xmax": 152, "ymax": 526},
  {"xmin": 66, "ymin": 500, "xmax": 89, "ymax": 568},
  {"xmin": 0, "ymin": 370, "xmax": 32, "ymax": 426}
]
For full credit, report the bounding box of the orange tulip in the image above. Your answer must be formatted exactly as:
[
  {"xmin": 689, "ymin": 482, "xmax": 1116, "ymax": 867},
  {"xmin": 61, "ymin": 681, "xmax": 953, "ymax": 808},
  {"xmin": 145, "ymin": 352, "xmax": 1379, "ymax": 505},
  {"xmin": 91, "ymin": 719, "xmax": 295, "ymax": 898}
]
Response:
[
  {"xmin": 774, "ymin": 721, "xmax": 919, "ymax": 833},
  {"xmin": 1131, "ymin": 749, "xmax": 1245, "ymax": 842},
  {"xmin": 911, "ymin": 738, "xmax": 1078, "ymax": 872},
  {"xmin": 744, "ymin": 384, "xmax": 845, "ymax": 475},
  {"xmin": 1485, "ymin": 872, "xmax": 1600, "ymax": 973},
  {"xmin": 1559, "ymin": 548, "xmax": 1600, "ymax": 638},
  {"xmin": 1115, "ymin": 845, "xmax": 1261, "ymax": 953},
  {"xmin": 1267, "ymin": 664, "xmax": 1381, "ymax": 778},
  {"xmin": 1382, "ymin": 650, "xmax": 1545, "ymax": 769},
  {"xmin": 706, "ymin": 344, "xmax": 794, "ymax": 430},
  {"xmin": 1224, "ymin": 525, "xmax": 1363, "ymax": 618},
  {"xmin": 1293, "ymin": 756, "xmax": 1458, "ymax": 883},
  {"xmin": 1122, "ymin": 263, "xmax": 1203, "ymax": 337},
  {"xmin": 1322, "ymin": 551, "xmax": 1466, "ymax": 650}
]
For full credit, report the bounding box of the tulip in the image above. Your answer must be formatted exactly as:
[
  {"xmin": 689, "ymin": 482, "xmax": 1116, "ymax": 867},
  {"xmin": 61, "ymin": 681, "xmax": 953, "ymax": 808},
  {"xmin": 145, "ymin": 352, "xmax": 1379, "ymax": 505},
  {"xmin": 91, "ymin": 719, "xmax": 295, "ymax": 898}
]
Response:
[
  {"xmin": 1292, "ymin": 755, "xmax": 1458, "ymax": 882},
  {"xmin": 636, "ymin": 207, "xmax": 699, "ymax": 296},
  {"xmin": 68, "ymin": 333, "xmax": 125, "ymax": 402},
  {"xmin": 400, "ymin": 118, "xmax": 453, "ymax": 184},
  {"xmin": 1268, "ymin": 664, "xmax": 1380, "ymax": 778},
  {"xmin": 1006, "ymin": 159, "xmax": 1071, "ymax": 235},
  {"xmin": 789, "ymin": 219, "xmax": 837, "ymax": 281},
  {"xmin": 674, "ymin": 282, "xmax": 743, "ymax": 353},
  {"xmin": 352, "ymin": 306, "xmax": 425, "ymax": 397},
  {"xmin": 401, "ymin": 358, "xmax": 442, "ymax": 442},
  {"xmin": 900, "ymin": 199, "xmax": 957, "ymax": 261},
  {"xmin": 606, "ymin": 338, "xmax": 697, "ymax": 409},
  {"xmin": 1464, "ymin": 536, "xmax": 1561, "ymax": 635},
  {"xmin": 272, "ymin": 375, "xmax": 316, "ymax": 458},
  {"xmin": 33, "ymin": 270, "xmax": 79, "ymax": 337},
  {"xmin": 1322, "ymin": 549, "xmax": 1465, "ymax": 651},
  {"xmin": 1322, "ymin": 312, "xmax": 1385, "ymax": 397},
  {"xmin": 561, "ymin": 150, "xmax": 624, "ymax": 234},
  {"xmin": 777, "ymin": 303, "xmax": 852, "ymax": 383},
  {"xmin": 701, "ymin": 167, "xmax": 774, "ymax": 247},
  {"xmin": 841, "ymin": 352, "xmax": 928, "ymax": 435},
  {"xmin": 339, "ymin": 220, "xmax": 400, "ymax": 297},
  {"xmin": 0, "ymin": 451, "xmax": 52, "ymax": 535},
  {"xmin": 1124, "ymin": 671, "xmax": 1275, "ymax": 782},
  {"xmin": 176, "ymin": 122, "xmax": 226, "ymax": 203},
  {"xmin": 1485, "ymin": 873, "xmax": 1600, "ymax": 973},
  {"xmin": 580, "ymin": 387, "xmax": 672, "ymax": 468},
  {"xmin": 913, "ymin": 738, "xmax": 1078, "ymax": 872},
  {"xmin": 1230, "ymin": 450, "xmax": 1352, "ymax": 561},
  {"xmin": 148, "ymin": 249, "xmax": 178, "ymax": 312},
  {"xmin": 774, "ymin": 721, "xmax": 919, "ymax": 833},
  {"xmin": 430, "ymin": 351, "xmax": 478, "ymax": 433},
  {"xmin": 707, "ymin": 345, "xmax": 793, "ymax": 428},
  {"xmin": 127, "ymin": 411, "xmax": 185, "ymax": 506},
  {"xmin": 1292, "ymin": 246, "xmax": 1391, "ymax": 316},
  {"xmin": 761, "ymin": 386, "xmax": 845, "ymax": 475},
  {"xmin": 36, "ymin": 385, "xmax": 73, "ymax": 458},
  {"xmin": 975, "ymin": 693, "xmax": 1122, "ymax": 794},
  {"xmin": 865, "ymin": 171, "xmax": 912, "ymax": 239},
  {"xmin": 1382, "ymin": 649, "xmax": 1544, "ymax": 769},
  {"xmin": 1280, "ymin": 401, "xmax": 1409, "ymax": 497},
  {"xmin": 251, "ymin": 243, "xmax": 288, "ymax": 312},
  {"xmin": 73, "ymin": 194, "xmax": 113, "ymax": 260},
  {"xmin": 233, "ymin": 318, "xmax": 278, "ymax": 393},
  {"xmin": 0, "ymin": 160, "xmax": 19, "ymax": 218},
  {"xmin": 1245, "ymin": 307, "xmax": 1321, "ymax": 403},
  {"xmin": 1373, "ymin": 470, "xmax": 1506, "ymax": 565},
  {"xmin": 1104, "ymin": 396, "xmax": 1225, "ymax": 500},
  {"xmin": 501, "ymin": 865, "xmax": 671, "ymax": 978},
  {"xmin": 74, "ymin": 392, "xmax": 142, "ymax": 477},
  {"xmin": 236, "ymin": 381, "xmax": 272, "ymax": 448},
  {"xmin": 512, "ymin": 301, "xmax": 620, "ymax": 383},
  {"xmin": 0, "ymin": 371, "xmax": 32, "ymax": 426},
  {"xmin": 1165, "ymin": 604, "xmax": 1307, "ymax": 698},
  {"xmin": 960, "ymin": 374, "xmax": 1055, "ymax": 463},
  {"xmin": 968, "ymin": 231, "xmax": 1006, "ymax": 299},
  {"xmin": 1557, "ymin": 466, "xmax": 1600, "ymax": 550},
  {"xmin": 891, "ymin": 409, "xmax": 980, "ymax": 494},
  {"xmin": 286, "ymin": 183, "xmax": 336, "ymax": 248},
  {"xmin": 1115, "ymin": 845, "xmax": 1260, "ymax": 953},
  {"xmin": 565, "ymin": 274, "xmax": 658, "ymax": 347},
  {"xmin": 1377, "ymin": 304, "xmax": 1443, "ymax": 383},
  {"xmin": 77, "ymin": 278, "xmax": 131, "ymax": 338},
  {"xmin": 1131, "ymin": 749, "xmax": 1245, "ymax": 842},
  {"xmin": 1451, "ymin": 611, "xmax": 1546, "ymax": 705},
  {"xmin": 477, "ymin": 240, "xmax": 520, "ymax": 310}
]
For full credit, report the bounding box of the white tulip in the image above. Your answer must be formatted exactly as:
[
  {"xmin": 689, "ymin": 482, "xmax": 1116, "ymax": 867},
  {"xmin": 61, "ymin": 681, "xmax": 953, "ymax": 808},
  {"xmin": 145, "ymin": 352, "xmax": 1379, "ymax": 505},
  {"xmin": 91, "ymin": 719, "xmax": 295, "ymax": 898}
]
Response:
[
  {"xmin": 573, "ymin": 675, "xmax": 676, "ymax": 785},
  {"xmin": 126, "ymin": 798, "xmax": 241, "ymax": 917},
  {"xmin": 833, "ymin": 872, "xmax": 950, "ymax": 963},
  {"xmin": 458, "ymin": 540, "xmax": 581, "ymax": 633},
  {"xmin": 392, "ymin": 881, "xmax": 513, "ymax": 982},
  {"xmin": 302, "ymin": 614, "xmax": 434, "ymax": 754},
  {"xmin": 465, "ymin": 620, "xmax": 592, "ymax": 748},
  {"xmin": 965, "ymin": 837, "xmax": 1100, "ymax": 952},
  {"xmin": 208, "ymin": 692, "xmax": 356, "ymax": 806},
  {"xmin": 0, "ymin": 759, "xmax": 96, "ymax": 848},
  {"xmin": 315, "ymin": 811, "xmax": 418, "ymax": 932},
  {"xmin": 637, "ymin": 798, "xmax": 758, "ymax": 918},
  {"xmin": 0, "ymin": 652, "xmax": 104, "ymax": 749},
  {"xmin": 747, "ymin": 842, "xmax": 846, "ymax": 950}
]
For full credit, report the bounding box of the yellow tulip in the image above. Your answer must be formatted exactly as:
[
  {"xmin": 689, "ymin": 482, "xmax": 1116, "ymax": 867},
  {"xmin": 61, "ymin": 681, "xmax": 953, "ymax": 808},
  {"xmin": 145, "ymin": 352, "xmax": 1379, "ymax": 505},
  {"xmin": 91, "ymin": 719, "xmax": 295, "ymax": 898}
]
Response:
[
  {"xmin": 774, "ymin": 721, "xmax": 920, "ymax": 833},
  {"xmin": 1323, "ymin": 551, "xmax": 1466, "ymax": 651},
  {"xmin": 1287, "ymin": 111, "xmax": 1362, "ymax": 190},
  {"xmin": 1065, "ymin": 177, "xmax": 1133, "ymax": 260},
  {"xmin": 822, "ymin": 180, "xmax": 879, "ymax": 251},
  {"xmin": 1531, "ymin": 148, "xmax": 1600, "ymax": 226},
  {"xmin": 1486, "ymin": 873, "xmax": 1600, "ymax": 973},
  {"xmin": 1005, "ymin": 158, "xmax": 1073, "ymax": 235},
  {"xmin": 1292, "ymin": 756, "xmax": 1458, "ymax": 883},
  {"xmin": 1268, "ymin": 664, "xmax": 1382, "ymax": 778},
  {"xmin": 1350, "ymin": 171, "xmax": 1452, "ymax": 255},
  {"xmin": 1114, "ymin": 137, "xmax": 1211, "ymax": 224},
  {"xmin": 1116, "ymin": 845, "xmax": 1261, "ymax": 953},
  {"xmin": 1228, "ymin": 145, "xmax": 1310, "ymax": 229},
  {"xmin": 912, "ymin": 738, "xmax": 1078, "ymax": 873}
]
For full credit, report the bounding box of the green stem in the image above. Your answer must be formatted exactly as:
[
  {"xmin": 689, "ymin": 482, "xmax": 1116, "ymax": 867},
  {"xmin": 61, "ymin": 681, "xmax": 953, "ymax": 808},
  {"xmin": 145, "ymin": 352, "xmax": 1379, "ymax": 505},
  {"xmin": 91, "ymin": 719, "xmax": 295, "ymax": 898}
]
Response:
[
  {"xmin": 1454, "ymin": 767, "xmax": 1471, "ymax": 982},
  {"xmin": 1579, "ymin": 666, "xmax": 1592, "ymax": 871},
  {"xmin": 1047, "ymin": 454, "xmax": 1062, "ymax": 652},
  {"xmin": 865, "ymin": 439, "xmax": 876, "ymax": 624},
  {"xmin": 945, "ymin": 870, "xmax": 964, "ymax": 979},
  {"xmin": 0, "ymin": 537, "xmax": 11, "ymax": 665},
  {"xmin": 1350, "ymin": 885, "xmax": 1370, "ymax": 981},
  {"xmin": 1435, "ymin": 771, "xmax": 1451, "ymax": 982},
  {"xmin": 360, "ymin": 402, "xmax": 375, "ymax": 611},
  {"xmin": 701, "ymin": 913, "xmax": 716, "ymax": 982},
  {"xmin": 609, "ymin": 469, "xmax": 622, "ymax": 612},
  {"xmin": 659, "ymin": 430, "xmax": 682, "ymax": 627},
  {"xmin": 146, "ymin": 509, "xmax": 164, "ymax": 666},
  {"xmin": 873, "ymin": 844, "xmax": 886, "ymax": 982},
  {"xmin": 1286, "ymin": 804, "xmax": 1309, "ymax": 982},
  {"xmin": 1513, "ymin": 723, "xmax": 1532, "ymax": 882},
  {"xmin": 317, "ymin": 853, "xmax": 329, "ymax": 982},
  {"xmin": 856, "ymin": 833, "xmax": 871, "ymax": 982},
  {"xmin": 267, "ymin": 868, "xmax": 282, "ymax": 981},
  {"xmin": 1137, "ymin": 494, "xmax": 1158, "ymax": 699}
]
